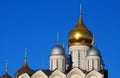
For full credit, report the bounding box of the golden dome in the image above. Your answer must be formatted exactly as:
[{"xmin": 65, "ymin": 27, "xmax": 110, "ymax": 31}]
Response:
[{"xmin": 68, "ymin": 14, "xmax": 94, "ymax": 46}]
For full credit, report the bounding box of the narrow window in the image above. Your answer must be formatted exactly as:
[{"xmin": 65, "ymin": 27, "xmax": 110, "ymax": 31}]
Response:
[
  {"xmin": 92, "ymin": 59, "xmax": 94, "ymax": 70},
  {"xmin": 78, "ymin": 51, "xmax": 80, "ymax": 66},
  {"xmin": 56, "ymin": 60, "xmax": 58, "ymax": 68},
  {"xmin": 51, "ymin": 60, "xmax": 53, "ymax": 70},
  {"xmin": 62, "ymin": 59, "xmax": 65, "ymax": 71}
]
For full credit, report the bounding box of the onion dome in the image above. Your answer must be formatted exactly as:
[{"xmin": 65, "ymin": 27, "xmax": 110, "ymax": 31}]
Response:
[
  {"xmin": 50, "ymin": 32, "xmax": 65, "ymax": 56},
  {"xmin": 15, "ymin": 61, "xmax": 34, "ymax": 77},
  {"xmin": 68, "ymin": 7, "xmax": 94, "ymax": 46},
  {"xmin": 1, "ymin": 60, "xmax": 11, "ymax": 78},
  {"xmin": 51, "ymin": 44, "xmax": 65, "ymax": 56},
  {"xmin": 87, "ymin": 47, "xmax": 100, "ymax": 56},
  {"xmin": 15, "ymin": 49, "xmax": 35, "ymax": 77},
  {"xmin": 1, "ymin": 73, "xmax": 11, "ymax": 78}
]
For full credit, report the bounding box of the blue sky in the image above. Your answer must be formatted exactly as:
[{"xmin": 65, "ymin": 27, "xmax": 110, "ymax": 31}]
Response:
[{"xmin": 0, "ymin": 0, "xmax": 120, "ymax": 78}]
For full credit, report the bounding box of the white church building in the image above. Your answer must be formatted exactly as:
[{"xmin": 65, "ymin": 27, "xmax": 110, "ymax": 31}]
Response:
[{"xmin": 0, "ymin": 7, "xmax": 108, "ymax": 78}]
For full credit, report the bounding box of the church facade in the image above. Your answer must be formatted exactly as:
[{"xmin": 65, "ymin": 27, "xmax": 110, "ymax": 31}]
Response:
[{"xmin": 0, "ymin": 8, "xmax": 108, "ymax": 78}]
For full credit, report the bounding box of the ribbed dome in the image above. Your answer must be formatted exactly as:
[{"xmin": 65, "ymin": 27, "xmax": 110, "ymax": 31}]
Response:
[
  {"xmin": 87, "ymin": 47, "xmax": 100, "ymax": 56},
  {"xmin": 51, "ymin": 44, "xmax": 65, "ymax": 55},
  {"xmin": 68, "ymin": 14, "xmax": 94, "ymax": 46}
]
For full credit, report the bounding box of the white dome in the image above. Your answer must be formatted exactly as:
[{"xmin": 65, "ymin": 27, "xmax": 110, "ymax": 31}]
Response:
[
  {"xmin": 87, "ymin": 47, "xmax": 100, "ymax": 56},
  {"xmin": 51, "ymin": 45, "xmax": 65, "ymax": 55}
]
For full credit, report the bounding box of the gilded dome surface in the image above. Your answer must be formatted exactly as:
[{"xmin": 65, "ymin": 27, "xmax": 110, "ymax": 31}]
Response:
[
  {"xmin": 68, "ymin": 14, "xmax": 94, "ymax": 46},
  {"xmin": 51, "ymin": 44, "xmax": 65, "ymax": 55}
]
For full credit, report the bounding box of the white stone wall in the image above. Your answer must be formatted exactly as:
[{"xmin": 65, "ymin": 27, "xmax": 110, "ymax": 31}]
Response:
[
  {"xmin": 49, "ymin": 70, "xmax": 66, "ymax": 78},
  {"xmin": 50, "ymin": 55, "xmax": 66, "ymax": 72},
  {"xmin": 86, "ymin": 70, "xmax": 104, "ymax": 78},
  {"xmin": 18, "ymin": 73, "xmax": 30, "ymax": 78},
  {"xmin": 87, "ymin": 56, "xmax": 101, "ymax": 71},
  {"xmin": 69, "ymin": 45, "xmax": 90, "ymax": 70},
  {"xmin": 31, "ymin": 70, "xmax": 48, "ymax": 78},
  {"xmin": 18, "ymin": 69, "xmax": 104, "ymax": 78}
]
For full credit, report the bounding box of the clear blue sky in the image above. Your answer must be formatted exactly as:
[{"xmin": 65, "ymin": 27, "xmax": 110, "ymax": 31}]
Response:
[{"xmin": 0, "ymin": 0, "xmax": 120, "ymax": 78}]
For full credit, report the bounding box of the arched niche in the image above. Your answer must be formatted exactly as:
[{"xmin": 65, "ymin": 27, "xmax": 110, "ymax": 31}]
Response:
[
  {"xmin": 50, "ymin": 70, "xmax": 66, "ymax": 78},
  {"xmin": 67, "ymin": 68, "xmax": 85, "ymax": 78},
  {"xmin": 86, "ymin": 70, "xmax": 103, "ymax": 78},
  {"xmin": 18, "ymin": 73, "xmax": 30, "ymax": 78},
  {"xmin": 31, "ymin": 70, "xmax": 48, "ymax": 78}
]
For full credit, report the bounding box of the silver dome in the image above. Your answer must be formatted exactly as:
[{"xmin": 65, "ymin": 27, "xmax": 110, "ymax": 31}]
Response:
[
  {"xmin": 51, "ymin": 45, "xmax": 65, "ymax": 55},
  {"xmin": 87, "ymin": 47, "xmax": 100, "ymax": 56}
]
